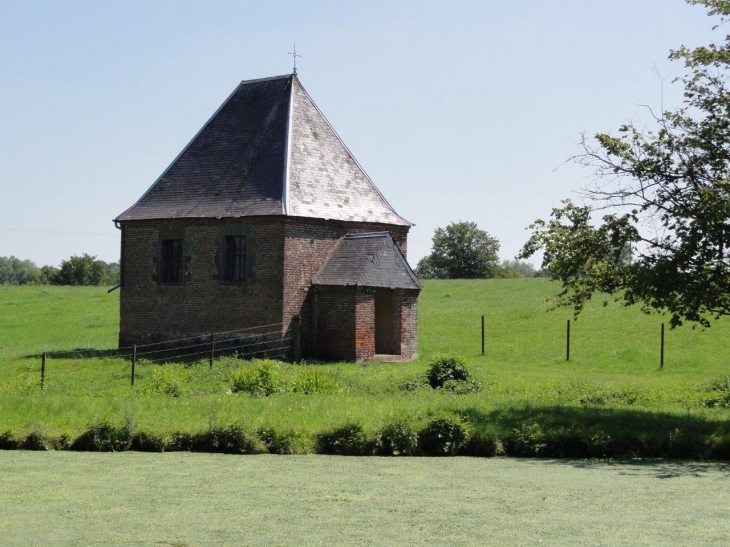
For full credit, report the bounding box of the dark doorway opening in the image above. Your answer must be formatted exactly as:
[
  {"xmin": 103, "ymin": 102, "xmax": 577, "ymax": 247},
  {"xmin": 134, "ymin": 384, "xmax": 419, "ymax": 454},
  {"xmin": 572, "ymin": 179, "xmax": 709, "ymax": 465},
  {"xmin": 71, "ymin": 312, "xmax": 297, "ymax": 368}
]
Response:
[{"xmin": 375, "ymin": 288, "xmax": 396, "ymax": 354}]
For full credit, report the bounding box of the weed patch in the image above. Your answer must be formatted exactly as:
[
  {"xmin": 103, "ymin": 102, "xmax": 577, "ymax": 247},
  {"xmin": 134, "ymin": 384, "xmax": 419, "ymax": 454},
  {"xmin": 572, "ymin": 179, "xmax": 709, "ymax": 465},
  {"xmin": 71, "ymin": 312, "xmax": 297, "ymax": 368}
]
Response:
[
  {"xmin": 292, "ymin": 368, "xmax": 340, "ymax": 394},
  {"xmin": 143, "ymin": 364, "xmax": 192, "ymax": 397},
  {"xmin": 230, "ymin": 361, "xmax": 286, "ymax": 396}
]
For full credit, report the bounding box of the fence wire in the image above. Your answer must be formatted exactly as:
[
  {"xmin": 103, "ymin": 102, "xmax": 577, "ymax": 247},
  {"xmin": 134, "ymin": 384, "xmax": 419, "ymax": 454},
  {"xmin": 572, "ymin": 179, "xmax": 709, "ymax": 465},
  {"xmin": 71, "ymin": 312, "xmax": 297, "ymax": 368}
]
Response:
[{"xmin": 41, "ymin": 321, "xmax": 286, "ymax": 358}]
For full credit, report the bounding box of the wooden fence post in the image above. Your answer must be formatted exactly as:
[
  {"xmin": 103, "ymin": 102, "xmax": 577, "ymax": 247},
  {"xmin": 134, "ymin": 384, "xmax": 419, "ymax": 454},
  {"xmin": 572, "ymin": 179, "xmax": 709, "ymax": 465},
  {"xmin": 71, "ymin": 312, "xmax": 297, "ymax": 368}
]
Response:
[
  {"xmin": 660, "ymin": 323, "xmax": 665, "ymax": 370},
  {"xmin": 41, "ymin": 352, "xmax": 46, "ymax": 390},
  {"xmin": 481, "ymin": 315, "xmax": 485, "ymax": 355},
  {"xmin": 210, "ymin": 332, "xmax": 216, "ymax": 369},
  {"xmin": 292, "ymin": 315, "xmax": 301, "ymax": 362},
  {"xmin": 131, "ymin": 345, "xmax": 136, "ymax": 386},
  {"xmin": 566, "ymin": 319, "xmax": 571, "ymax": 361}
]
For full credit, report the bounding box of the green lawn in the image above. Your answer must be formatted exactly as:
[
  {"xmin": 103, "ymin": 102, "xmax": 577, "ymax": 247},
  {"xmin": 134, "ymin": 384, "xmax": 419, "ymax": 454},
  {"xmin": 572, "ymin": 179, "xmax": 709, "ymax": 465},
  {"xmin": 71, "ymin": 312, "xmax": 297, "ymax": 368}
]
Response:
[
  {"xmin": 1, "ymin": 280, "xmax": 729, "ymax": 457},
  {"xmin": 1, "ymin": 452, "xmax": 728, "ymax": 546}
]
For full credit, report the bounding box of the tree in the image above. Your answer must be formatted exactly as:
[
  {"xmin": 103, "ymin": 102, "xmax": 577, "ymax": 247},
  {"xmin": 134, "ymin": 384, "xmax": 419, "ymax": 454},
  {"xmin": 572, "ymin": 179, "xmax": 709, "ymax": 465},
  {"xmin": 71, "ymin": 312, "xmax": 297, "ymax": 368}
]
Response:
[
  {"xmin": 56, "ymin": 254, "xmax": 107, "ymax": 286},
  {"xmin": 418, "ymin": 221, "xmax": 500, "ymax": 279},
  {"xmin": 520, "ymin": 0, "xmax": 730, "ymax": 327},
  {"xmin": 0, "ymin": 256, "xmax": 40, "ymax": 285},
  {"xmin": 413, "ymin": 255, "xmax": 447, "ymax": 279},
  {"xmin": 495, "ymin": 260, "xmax": 537, "ymax": 278}
]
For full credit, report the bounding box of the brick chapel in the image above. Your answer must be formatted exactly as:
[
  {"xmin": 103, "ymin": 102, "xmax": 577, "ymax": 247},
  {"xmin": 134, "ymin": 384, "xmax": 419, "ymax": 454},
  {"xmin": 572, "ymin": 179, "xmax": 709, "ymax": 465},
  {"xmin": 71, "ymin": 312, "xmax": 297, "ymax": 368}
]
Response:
[{"xmin": 114, "ymin": 74, "xmax": 421, "ymax": 362}]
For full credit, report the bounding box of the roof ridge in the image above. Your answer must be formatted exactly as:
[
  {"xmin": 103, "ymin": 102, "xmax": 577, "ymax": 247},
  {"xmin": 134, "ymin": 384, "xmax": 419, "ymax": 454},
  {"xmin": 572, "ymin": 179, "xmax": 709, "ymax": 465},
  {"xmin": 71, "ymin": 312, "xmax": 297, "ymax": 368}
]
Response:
[{"xmin": 241, "ymin": 74, "xmax": 293, "ymax": 85}]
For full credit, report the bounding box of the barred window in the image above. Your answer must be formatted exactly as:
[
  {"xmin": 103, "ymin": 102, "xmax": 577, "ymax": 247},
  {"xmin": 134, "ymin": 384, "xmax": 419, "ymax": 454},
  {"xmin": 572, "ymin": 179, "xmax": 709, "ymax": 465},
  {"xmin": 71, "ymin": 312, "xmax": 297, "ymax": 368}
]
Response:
[
  {"xmin": 224, "ymin": 235, "xmax": 247, "ymax": 281},
  {"xmin": 161, "ymin": 239, "xmax": 184, "ymax": 283}
]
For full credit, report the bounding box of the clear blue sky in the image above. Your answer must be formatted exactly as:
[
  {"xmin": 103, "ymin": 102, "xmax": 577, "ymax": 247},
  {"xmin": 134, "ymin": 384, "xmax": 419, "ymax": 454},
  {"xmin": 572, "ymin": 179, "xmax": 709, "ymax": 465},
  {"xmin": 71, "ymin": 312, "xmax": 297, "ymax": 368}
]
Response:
[{"xmin": 0, "ymin": 0, "xmax": 718, "ymax": 267}]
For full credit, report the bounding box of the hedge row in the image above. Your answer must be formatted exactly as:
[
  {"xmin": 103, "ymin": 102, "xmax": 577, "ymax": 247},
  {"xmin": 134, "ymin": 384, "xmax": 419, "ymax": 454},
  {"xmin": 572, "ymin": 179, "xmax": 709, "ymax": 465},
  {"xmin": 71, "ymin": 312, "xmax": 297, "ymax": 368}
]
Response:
[{"xmin": 2, "ymin": 416, "xmax": 729, "ymax": 460}]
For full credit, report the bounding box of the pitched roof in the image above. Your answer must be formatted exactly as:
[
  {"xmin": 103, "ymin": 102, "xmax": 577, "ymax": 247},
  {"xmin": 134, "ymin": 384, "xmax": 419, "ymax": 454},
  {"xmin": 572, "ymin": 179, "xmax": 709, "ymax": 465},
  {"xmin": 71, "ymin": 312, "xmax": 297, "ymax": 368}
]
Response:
[
  {"xmin": 312, "ymin": 232, "xmax": 422, "ymax": 290},
  {"xmin": 116, "ymin": 74, "xmax": 411, "ymax": 226}
]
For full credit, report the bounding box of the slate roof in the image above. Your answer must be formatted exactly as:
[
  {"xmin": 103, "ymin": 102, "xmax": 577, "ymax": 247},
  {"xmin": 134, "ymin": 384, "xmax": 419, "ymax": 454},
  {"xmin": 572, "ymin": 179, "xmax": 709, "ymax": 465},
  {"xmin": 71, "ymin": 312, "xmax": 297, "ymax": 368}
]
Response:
[
  {"xmin": 116, "ymin": 74, "xmax": 410, "ymax": 226},
  {"xmin": 312, "ymin": 232, "xmax": 422, "ymax": 290}
]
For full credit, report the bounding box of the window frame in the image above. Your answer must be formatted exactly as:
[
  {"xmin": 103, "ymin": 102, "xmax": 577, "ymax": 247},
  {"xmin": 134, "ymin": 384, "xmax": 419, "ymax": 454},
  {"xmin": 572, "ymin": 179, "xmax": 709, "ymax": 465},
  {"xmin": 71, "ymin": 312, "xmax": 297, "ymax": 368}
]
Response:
[
  {"xmin": 223, "ymin": 234, "xmax": 247, "ymax": 282},
  {"xmin": 160, "ymin": 238, "xmax": 184, "ymax": 284},
  {"xmin": 218, "ymin": 225, "xmax": 253, "ymax": 286}
]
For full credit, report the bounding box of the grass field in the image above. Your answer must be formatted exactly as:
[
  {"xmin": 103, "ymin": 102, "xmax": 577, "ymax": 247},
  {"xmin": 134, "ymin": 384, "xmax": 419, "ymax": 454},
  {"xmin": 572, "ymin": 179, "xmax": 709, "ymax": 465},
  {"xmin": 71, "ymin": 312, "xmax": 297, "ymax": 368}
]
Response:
[
  {"xmin": 1, "ymin": 452, "xmax": 728, "ymax": 546},
  {"xmin": 1, "ymin": 280, "xmax": 729, "ymax": 457}
]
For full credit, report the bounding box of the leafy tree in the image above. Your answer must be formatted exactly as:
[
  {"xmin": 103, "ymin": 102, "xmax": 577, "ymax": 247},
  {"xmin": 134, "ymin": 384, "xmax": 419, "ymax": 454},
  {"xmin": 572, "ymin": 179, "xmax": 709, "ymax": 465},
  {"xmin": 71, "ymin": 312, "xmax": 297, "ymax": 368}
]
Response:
[
  {"xmin": 39, "ymin": 265, "xmax": 59, "ymax": 285},
  {"xmin": 413, "ymin": 255, "xmax": 447, "ymax": 279},
  {"xmin": 520, "ymin": 0, "xmax": 730, "ymax": 327},
  {"xmin": 56, "ymin": 254, "xmax": 107, "ymax": 286},
  {"xmin": 104, "ymin": 262, "xmax": 120, "ymax": 285},
  {"xmin": 495, "ymin": 260, "xmax": 537, "ymax": 279},
  {"xmin": 0, "ymin": 256, "xmax": 40, "ymax": 285},
  {"xmin": 421, "ymin": 221, "xmax": 500, "ymax": 279}
]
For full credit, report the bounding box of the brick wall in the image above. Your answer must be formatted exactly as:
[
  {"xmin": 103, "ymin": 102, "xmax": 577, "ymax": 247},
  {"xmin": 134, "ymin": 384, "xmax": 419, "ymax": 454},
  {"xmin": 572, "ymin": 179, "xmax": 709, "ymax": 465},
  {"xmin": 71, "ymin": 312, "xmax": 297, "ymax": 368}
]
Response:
[
  {"xmin": 313, "ymin": 286, "xmax": 356, "ymax": 361},
  {"xmin": 119, "ymin": 217, "xmax": 286, "ymax": 348},
  {"xmin": 118, "ymin": 215, "xmax": 418, "ymax": 361},
  {"xmin": 355, "ymin": 287, "xmax": 375, "ymax": 362},
  {"xmin": 400, "ymin": 289, "xmax": 419, "ymax": 359},
  {"xmin": 282, "ymin": 216, "xmax": 409, "ymax": 354}
]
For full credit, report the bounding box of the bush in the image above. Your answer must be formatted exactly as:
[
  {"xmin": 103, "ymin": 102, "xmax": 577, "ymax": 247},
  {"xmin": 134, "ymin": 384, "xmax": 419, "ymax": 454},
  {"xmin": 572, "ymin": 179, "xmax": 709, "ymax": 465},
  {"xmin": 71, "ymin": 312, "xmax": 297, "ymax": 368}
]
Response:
[
  {"xmin": 192, "ymin": 424, "xmax": 264, "ymax": 454},
  {"xmin": 463, "ymin": 430, "xmax": 501, "ymax": 457},
  {"xmin": 419, "ymin": 418, "xmax": 468, "ymax": 456},
  {"xmin": 144, "ymin": 365, "xmax": 192, "ymax": 397},
  {"xmin": 230, "ymin": 361, "xmax": 286, "ymax": 396},
  {"xmin": 21, "ymin": 431, "xmax": 53, "ymax": 451},
  {"xmin": 131, "ymin": 432, "xmax": 166, "ymax": 452},
  {"xmin": 701, "ymin": 376, "xmax": 730, "ymax": 408},
  {"xmin": 0, "ymin": 430, "xmax": 17, "ymax": 449},
  {"xmin": 375, "ymin": 421, "xmax": 420, "ymax": 456},
  {"xmin": 257, "ymin": 427, "xmax": 297, "ymax": 455},
  {"xmin": 316, "ymin": 424, "xmax": 374, "ymax": 456},
  {"xmin": 293, "ymin": 369, "xmax": 339, "ymax": 395},
  {"xmin": 165, "ymin": 432, "xmax": 196, "ymax": 452},
  {"xmin": 426, "ymin": 355, "xmax": 470, "ymax": 389},
  {"xmin": 71, "ymin": 421, "xmax": 134, "ymax": 452}
]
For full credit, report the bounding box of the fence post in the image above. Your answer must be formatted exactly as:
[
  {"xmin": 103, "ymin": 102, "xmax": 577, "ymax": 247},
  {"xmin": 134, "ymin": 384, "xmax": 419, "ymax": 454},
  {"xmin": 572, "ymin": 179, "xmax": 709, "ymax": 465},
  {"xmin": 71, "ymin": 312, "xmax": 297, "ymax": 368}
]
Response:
[
  {"xmin": 131, "ymin": 345, "xmax": 136, "ymax": 386},
  {"xmin": 660, "ymin": 323, "xmax": 665, "ymax": 370},
  {"xmin": 210, "ymin": 331, "xmax": 216, "ymax": 369},
  {"xmin": 41, "ymin": 352, "xmax": 46, "ymax": 390},
  {"xmin": 566, "ymin": 319, "xmax": 571, "ymax": 361},
  {"xmin": 292, "ymin": 315, "xmax": 301, "ymax": 362},
  {"xmin": 481, "ymin": 315, "xmax": 485, "ymax": 355}
]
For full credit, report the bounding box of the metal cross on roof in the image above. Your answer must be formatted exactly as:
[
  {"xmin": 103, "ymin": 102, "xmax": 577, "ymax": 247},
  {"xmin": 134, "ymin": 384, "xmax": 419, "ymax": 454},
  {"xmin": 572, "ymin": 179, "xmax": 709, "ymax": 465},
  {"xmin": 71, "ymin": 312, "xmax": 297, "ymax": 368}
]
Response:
[{"xmin": 288, "ymin": 44, "xmax": 301, "ymax": 75}]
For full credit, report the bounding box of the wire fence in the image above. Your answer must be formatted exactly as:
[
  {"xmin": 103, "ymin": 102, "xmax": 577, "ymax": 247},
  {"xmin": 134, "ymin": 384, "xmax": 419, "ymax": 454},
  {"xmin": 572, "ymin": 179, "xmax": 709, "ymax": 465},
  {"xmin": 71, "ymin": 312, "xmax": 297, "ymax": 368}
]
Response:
[{"xmin": 37, "ymin": 321, "xmax": 293, "ymax": 390}]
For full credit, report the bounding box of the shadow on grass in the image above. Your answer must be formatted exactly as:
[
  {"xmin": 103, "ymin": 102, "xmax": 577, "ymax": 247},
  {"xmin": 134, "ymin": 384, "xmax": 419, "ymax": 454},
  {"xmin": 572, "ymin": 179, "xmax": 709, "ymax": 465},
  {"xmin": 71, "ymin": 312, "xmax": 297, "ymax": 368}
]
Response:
[
  {"xmin": 534, "ymin": 458, "xmax": 730, "ymax": 479},
  {"xmin": 459, "ymin": 404, "xmax": 730, "ymax": 461}
]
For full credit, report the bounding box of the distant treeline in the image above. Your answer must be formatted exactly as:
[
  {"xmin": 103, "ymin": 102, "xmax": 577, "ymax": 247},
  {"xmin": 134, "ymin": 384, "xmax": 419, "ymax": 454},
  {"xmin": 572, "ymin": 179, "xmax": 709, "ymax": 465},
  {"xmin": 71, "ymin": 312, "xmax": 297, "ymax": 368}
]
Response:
[
  {"xmin": 0, "ymin": 255, "xmax": 120, "ymax": 286},
  {"xmin": 415, "ymin": 258, "xmax": 546, "ymax": 280}
]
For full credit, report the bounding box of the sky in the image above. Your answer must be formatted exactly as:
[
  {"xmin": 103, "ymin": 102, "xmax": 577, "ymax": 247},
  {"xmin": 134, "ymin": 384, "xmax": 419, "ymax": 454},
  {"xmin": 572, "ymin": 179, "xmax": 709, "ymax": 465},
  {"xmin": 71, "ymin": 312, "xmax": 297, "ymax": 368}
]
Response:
[{"xmin": 0, "ymin": 0, "xmax": 721, "ymax": 267}]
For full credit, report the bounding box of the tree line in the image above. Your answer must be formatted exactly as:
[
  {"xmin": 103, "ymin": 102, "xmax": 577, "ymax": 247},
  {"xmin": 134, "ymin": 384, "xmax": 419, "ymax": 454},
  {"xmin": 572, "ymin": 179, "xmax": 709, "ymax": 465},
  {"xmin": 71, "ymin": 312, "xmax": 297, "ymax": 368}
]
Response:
[
  {"xmin": 414, "ymin": 221, "xmax": 540, "ymax": 279},
  {"xmin": 0, "ymin": 254, "xmax": 120, "ymax": 286}
]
